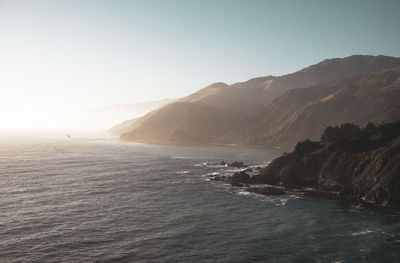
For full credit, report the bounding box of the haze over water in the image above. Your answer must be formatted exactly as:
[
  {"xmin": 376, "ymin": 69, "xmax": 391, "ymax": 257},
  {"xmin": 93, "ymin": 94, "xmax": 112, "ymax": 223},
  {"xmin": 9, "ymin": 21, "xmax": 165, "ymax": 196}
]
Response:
[
  {"xmin": 0, "ymin": 135, "xmax": 399, "ymax": 262},
  {"xmin": 1, "ymin": 1, "xmax": 400, "ymax": 262}
]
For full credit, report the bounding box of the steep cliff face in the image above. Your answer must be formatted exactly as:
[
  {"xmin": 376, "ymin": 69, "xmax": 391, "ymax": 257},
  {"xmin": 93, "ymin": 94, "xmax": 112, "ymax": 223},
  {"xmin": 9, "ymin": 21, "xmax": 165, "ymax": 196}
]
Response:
[{"xmin": 251, "ymin": 121, "xmax": 400, "ymax": 208}]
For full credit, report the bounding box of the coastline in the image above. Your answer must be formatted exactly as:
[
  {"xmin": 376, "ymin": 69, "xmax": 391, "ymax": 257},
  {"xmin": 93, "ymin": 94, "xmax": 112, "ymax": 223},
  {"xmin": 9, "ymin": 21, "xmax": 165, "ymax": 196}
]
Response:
[
  {"xmin": 206, "ymin": 162, "xmax": 400, "ymax": 210},
  {"xmin": 119, "ymin": 137, "xmax": 290, "ymax": 151}
]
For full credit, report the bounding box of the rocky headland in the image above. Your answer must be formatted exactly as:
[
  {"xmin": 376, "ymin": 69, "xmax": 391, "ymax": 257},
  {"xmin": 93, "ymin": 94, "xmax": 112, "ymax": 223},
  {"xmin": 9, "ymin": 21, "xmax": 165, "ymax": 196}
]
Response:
[{"xmin": 212, "ymin": 120, "xmax": 400, "ymax": 208}]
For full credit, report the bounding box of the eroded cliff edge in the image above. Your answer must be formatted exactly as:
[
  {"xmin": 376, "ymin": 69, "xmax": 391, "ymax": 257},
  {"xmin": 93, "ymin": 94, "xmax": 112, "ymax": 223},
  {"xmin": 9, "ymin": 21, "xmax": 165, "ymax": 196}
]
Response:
[{"xmin": 246, "ymin": 120, "xmax": 400, "ymax": 208}]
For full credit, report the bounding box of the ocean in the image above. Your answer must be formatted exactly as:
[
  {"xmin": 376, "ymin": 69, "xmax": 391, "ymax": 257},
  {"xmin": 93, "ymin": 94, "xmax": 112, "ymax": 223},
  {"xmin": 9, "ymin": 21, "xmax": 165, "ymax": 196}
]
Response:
[{"xmin": 0, "ymin": 135, "xmax": 399, "ymax": 262}]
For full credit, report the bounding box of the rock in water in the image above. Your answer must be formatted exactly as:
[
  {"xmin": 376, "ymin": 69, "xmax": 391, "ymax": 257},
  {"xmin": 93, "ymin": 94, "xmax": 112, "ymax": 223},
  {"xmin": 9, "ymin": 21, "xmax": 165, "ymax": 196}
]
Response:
[
  {"xmin": 246, "ymin": 187, "xmax": 286, "ymax": 195},
  {"xmin": 229, "ymin": 171, "xmax": 251, "ymax": 185},
  {"xmin": 228, "ymin": 161, "xmax": 247, "ymax": 168}
]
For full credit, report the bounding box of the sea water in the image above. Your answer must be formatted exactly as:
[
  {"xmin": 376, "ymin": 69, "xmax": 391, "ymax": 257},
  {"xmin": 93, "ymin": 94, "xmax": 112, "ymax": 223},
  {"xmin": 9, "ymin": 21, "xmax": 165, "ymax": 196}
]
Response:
[{"xmin": 0, "ymin": 135, "xmax": 399, "ymax": 262}]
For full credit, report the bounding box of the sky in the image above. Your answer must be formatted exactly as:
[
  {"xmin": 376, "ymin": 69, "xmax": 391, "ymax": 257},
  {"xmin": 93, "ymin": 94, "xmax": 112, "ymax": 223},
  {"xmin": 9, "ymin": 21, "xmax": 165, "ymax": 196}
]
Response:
[{"xmin": 0, "ymin": 0, "xmax": 400, "ymax": 130}]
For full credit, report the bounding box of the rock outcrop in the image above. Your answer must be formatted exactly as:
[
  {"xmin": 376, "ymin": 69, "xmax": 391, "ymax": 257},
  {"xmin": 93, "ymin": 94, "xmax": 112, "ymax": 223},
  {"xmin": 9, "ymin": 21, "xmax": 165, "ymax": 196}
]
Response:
[{"xmin": 248, "ymin": 120, "xmax": 400, "ymax": 208}]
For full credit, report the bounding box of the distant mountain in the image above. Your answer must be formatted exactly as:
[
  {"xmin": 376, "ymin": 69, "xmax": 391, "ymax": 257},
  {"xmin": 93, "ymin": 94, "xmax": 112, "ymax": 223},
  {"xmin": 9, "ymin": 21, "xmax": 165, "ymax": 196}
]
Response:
[
  {"xmin": 120, "ymin": 55, "xmax": 400, "ymax": 145},
  {"xmin": 120, "ymin": 81, "xmax": 274, "ymax": 144},
  {"xmin": 71, "ymin": 98, "xmax": 176, "ymax": 131},
  {"xmin": 234, "ymin": 66, "xmax": 400, "ymax": 148},
  {"xmin": 108, "ymin": 117, "xmax": 139, "ymax": 136}
]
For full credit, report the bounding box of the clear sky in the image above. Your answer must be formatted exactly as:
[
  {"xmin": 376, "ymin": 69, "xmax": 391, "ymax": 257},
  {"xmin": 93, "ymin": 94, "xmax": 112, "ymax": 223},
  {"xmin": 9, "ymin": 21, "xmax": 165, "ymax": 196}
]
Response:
[{"xmin": 0, "ymin": 0, "xmax": 399, "ymax": 129}]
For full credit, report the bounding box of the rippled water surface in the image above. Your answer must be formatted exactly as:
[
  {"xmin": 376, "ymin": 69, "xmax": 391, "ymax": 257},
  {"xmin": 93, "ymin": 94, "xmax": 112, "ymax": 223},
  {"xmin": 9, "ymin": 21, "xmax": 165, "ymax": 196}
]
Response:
[{"xmin": 0, "ymin": 135, "xmax": 399, "ymax": 262}]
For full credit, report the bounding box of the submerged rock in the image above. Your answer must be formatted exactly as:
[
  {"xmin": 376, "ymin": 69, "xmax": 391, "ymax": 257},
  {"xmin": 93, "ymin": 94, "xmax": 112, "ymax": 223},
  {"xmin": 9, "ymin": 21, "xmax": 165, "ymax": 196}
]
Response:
[
  {"xmin": 228, "ymin": 161, "xmax": 247, "ymax": 168},
  {"xmin": 301, "ymin": 189, "xmax": 339, "ymax": 201},
  {"xmin": 210, "ymin": 175, "xmax": 227, "ymax": 181},
  {"xmin": 231, "ymin": 182, "xmax": 245, "ymax": 187},
  {"xmin": 246, "ymin": 186, "xmax": 286, "ymax": 195}
]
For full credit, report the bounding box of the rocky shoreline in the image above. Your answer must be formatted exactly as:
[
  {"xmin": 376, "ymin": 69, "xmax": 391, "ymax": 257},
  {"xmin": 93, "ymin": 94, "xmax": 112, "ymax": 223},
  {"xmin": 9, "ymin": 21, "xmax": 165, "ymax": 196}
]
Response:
[
  {"xmin": 208, "ymin": 168, "xmax": 343, "ymax": 203},
  {"xmin": 208, "ymin": 168, "xmax": 389, "ymax": 208},
  {"xmin": 208, "ymin": 120, "xmax": 400, "ymax": 209}
]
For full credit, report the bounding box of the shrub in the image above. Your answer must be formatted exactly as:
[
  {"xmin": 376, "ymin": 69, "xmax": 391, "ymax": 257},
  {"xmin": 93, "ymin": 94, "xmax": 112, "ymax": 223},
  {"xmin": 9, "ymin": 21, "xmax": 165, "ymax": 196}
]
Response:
[{"xmin": 294, "ymin": 139, "xmax": 319, "ymax": 155}]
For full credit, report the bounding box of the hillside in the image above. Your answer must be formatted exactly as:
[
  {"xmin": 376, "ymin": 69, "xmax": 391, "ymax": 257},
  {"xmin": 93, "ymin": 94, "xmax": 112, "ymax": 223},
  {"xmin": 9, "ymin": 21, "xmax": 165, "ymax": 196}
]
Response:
[
  {"xmin": 71, "ymin": 98, "xmax": 176, "ymax": 131},
  {"xmin": 108, "ymin": 117, "xmax": 139, "ymax": 136},
  {"xmin": 120, "ymin": 55, "xmax": 400, "ymax": 145},
  {"xmin": 121, "ymin": 102, "xmax": 249, "ymax": 144},
  {"xmin": 233, "ymin": 66, "xmax": 400, "ymax": 149}
]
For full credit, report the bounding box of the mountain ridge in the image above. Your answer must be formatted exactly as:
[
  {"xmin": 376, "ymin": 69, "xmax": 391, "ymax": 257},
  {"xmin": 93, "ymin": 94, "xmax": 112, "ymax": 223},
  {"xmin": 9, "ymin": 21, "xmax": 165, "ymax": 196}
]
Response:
[
  {"xmin": 119, "ymin": 55, "xmax": 400, "ymax": 146},
  {"xmin": 232, "ymin": 66, "xmax": 400, "ymax": 148}
]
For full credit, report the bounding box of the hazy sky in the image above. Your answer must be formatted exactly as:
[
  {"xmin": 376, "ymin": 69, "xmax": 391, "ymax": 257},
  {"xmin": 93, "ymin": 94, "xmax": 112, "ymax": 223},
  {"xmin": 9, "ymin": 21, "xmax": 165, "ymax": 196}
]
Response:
[{"xmin": 1, "ymin": 0, "xmax": 400, "ymax": 129}]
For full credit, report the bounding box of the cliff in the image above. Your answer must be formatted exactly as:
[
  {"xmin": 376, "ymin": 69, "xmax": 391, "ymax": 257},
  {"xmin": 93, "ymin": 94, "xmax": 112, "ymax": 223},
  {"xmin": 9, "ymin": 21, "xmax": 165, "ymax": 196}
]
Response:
[{"xmin": 249, "ymin": 120, "xmax": 400, "ymax": 208}]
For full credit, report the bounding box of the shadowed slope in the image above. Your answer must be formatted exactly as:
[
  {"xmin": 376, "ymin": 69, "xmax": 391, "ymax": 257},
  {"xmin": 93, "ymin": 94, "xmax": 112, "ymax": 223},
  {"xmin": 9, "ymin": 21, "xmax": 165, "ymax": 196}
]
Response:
[
  {"xmin": 120, "ymin": 55, "xmax": 400, "ymax": 145},
  {"xmin": 234, "ymin": 66, "xmax": 400, "ymax": 149}
]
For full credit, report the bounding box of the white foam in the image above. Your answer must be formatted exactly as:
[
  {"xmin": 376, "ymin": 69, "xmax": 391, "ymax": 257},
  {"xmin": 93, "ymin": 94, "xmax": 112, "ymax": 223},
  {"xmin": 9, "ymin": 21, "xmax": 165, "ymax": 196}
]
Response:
[
  {"xmin": 274, "ymin": 198, "xmax": 288, "ymax": 206},
  {"xmin": 350, "ymin": 229, "xmax": 374, "ymax": 236},
  {"xmin": 377, "ymin": 230, "xmax": 396, "ymax": 237}
]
